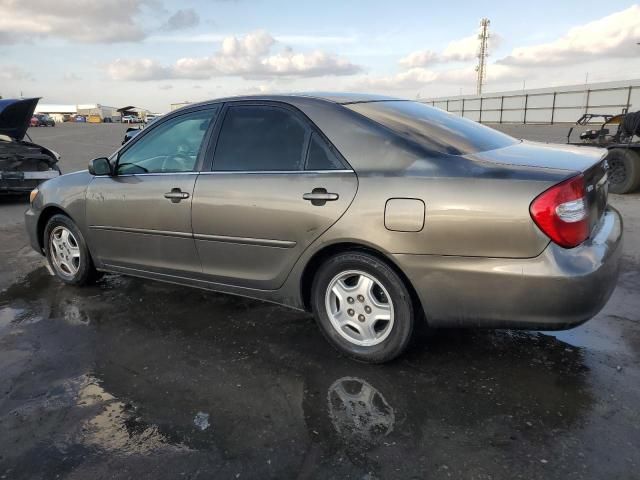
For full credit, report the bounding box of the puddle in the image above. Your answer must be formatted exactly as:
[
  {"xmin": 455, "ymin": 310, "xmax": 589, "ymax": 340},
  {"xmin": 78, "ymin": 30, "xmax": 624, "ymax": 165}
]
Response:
[
  {"xmin": 0, "ymin": 304, "xmax": 45, "ymax": 328},
  {"xmin": 1, "ymin": 268, "xmax": 638, "ymax": 478},
  {"xmin": 0, "ymin": 305, "xmax": 21, "ymax": 328}
]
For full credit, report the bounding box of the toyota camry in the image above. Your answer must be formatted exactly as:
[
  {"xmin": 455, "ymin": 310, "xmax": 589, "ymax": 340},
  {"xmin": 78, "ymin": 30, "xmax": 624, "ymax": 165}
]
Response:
[{"xmin": 25, "ymin": 93, "xmax": 622, "ymax": 363}]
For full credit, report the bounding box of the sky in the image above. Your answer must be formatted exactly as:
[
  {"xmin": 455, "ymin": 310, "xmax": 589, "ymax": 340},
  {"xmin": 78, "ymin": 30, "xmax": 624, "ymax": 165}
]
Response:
[{"xmin": 1, "ymin": 0, "xmax": 639, "ymax": 112}]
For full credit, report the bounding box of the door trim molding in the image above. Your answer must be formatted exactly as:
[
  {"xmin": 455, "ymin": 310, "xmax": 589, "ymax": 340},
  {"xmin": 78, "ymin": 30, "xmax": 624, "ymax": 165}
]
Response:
[
  {"xmin": 90, "ymin": 225, "xmax": 296, "ymax": 248},
  {"xmin": 193, "ymin": 233, "xmax": 296, "ymax": 248},
  {"xmin": 89, "ymin": 225, "xmax": 193, "ymax": 239}
]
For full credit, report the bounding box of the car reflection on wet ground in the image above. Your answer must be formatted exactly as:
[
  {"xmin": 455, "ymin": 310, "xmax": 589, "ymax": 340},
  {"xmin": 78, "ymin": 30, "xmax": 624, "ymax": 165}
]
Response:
[{"xmin": 1, "ymin": 261, "xmax": 639, "ymax": 479}]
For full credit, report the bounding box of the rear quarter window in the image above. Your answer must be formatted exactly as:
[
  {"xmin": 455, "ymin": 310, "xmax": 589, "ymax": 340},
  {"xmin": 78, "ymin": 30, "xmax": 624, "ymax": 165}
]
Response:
[{"xmin": 346, "ymin": 101, "xmax": 517, "ymax": 156}]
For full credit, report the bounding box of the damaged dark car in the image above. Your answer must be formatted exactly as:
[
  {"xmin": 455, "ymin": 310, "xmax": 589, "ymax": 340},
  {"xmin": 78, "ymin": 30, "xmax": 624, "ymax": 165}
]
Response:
[{"xmin": 0, "ymin": 98, "xmax": 61, "ymax": 194}]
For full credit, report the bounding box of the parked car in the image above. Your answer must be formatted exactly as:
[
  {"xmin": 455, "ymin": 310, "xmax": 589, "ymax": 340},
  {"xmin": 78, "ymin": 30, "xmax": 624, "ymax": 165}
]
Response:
[
  {"xmin": 1, "ymin": 98, "xmax": 61, "ymax": 194},
  {"xmin": 121, "ymin": 127, "xmax": 142, "ymax": 145},
  {"xmin": 74, "ymin": 115, "xmax": 86, "ymax": 123},
  {"xmin": 35, "ymin": 114, "xmax": 55, "ymax": 127},
  {"xmin": 122, "ymin": 116, "xmax": 161, "ymax": 144},
  {"xmin": 122, "ymin": 115, "xmax": 140, "ymax": 124},
  {"xmin": 24, "ymin": 94, "xmax": 622, "ymax": 362}
]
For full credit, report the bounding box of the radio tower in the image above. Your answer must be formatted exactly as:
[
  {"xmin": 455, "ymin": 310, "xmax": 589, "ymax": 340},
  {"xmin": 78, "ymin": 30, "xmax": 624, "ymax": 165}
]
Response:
[{"xmin": 475, "ymin": 18, "xmax": 490, "ymax": 95}]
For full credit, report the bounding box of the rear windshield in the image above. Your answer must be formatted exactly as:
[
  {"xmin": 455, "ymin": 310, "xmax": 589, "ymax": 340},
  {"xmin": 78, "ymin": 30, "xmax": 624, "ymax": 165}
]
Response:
[{"xmin": 346, "ymin": 100, "xmax": 517, "ymax": 156}]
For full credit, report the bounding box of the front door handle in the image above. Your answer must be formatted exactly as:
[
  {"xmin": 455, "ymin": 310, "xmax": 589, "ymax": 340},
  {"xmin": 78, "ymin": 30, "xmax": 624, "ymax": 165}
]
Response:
[
  {"xmin": 164, "ymin": 188, "xmax": 190, "ymax": 203},
  {"xmin": 303, "ymin": 188, "xmax": 339, "ymax": 206}
]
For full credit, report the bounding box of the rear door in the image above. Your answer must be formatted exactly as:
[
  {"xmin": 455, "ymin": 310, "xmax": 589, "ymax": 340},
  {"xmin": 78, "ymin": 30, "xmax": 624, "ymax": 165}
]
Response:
[
  {"xmin": 191, "ymin": 102, "xmax": 358, "ymax": 290},
  {"xmin": 86, "ymin": 106, "xmax": 220, "ymax": 275}
]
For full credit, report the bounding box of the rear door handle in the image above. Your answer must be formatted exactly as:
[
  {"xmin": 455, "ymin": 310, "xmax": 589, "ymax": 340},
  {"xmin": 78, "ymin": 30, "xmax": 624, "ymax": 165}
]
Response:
[
  {"xmin": 164, "ymin": 188, "xmax": 190, "ymax": 203},
  {"xmin": 303, "ymin": 188, "xmax": 339, "ymax": 206}
]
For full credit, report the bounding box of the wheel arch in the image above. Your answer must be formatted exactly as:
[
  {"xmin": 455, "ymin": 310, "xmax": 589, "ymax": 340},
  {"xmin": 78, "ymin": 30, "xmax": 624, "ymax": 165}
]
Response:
[
  {"xmin": 299, "ymin": 242, "xmax": 425, "ymax": 321},
  {"xmin": 37, "ymin": 205, "xmax": 74, "ymax": 251}
]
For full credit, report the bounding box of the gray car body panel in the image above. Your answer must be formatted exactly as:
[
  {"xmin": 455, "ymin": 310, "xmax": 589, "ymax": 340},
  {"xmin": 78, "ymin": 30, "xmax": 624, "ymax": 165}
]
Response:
[
  {"xmin": 86, "ymin": 173, "xmax": 201, "ymax": 274},
  {"xmin": 192, "ymin": 171, "xmax": 357, "ymax": 290},
  {"xmin": 25, "ymin": 94, "xmax": 622, "ymax": 329}
]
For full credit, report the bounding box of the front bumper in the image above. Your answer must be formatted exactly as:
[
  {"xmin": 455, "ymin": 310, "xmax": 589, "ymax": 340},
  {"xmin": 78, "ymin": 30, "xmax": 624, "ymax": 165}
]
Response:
[
  {"xmin": 394, "ymin": 207, "xmax": 623, "ymax": 329},
  {"xmin": 0, "ymin": 170, "xmax": 60, "ymax": 193}
]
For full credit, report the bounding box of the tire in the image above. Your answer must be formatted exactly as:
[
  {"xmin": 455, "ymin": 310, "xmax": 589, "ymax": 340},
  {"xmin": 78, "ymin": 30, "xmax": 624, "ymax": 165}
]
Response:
[
  {"xmin": 607, "ymin": 148, "xmax": 640, "ymax": 194},
  {"xmin": 44, "ymin": 214, "xmax": 101, "ymax": 285},
  {"xmin": 311, "ymin": 251, "xmax": 415, "ymax": 363}
]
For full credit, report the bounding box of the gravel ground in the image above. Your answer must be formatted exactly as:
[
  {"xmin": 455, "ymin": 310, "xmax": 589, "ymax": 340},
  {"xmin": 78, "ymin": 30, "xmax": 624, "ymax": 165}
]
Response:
[{"xmin": 0, "ymin": 122, "xmax": 639, "ymax": 480}]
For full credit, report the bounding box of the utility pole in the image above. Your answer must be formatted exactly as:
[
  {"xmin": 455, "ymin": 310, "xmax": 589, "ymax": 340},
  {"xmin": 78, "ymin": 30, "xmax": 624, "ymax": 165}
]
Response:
[{"xmin": 475, "ymin": 18, "xmax": 490, "ymax": 95}]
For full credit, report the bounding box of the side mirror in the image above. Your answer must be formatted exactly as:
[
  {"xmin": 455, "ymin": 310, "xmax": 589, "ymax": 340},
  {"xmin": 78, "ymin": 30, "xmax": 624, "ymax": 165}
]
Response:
[{"xmin": 88, "ymin": 157, "xmax": 112, "ymax": 176}]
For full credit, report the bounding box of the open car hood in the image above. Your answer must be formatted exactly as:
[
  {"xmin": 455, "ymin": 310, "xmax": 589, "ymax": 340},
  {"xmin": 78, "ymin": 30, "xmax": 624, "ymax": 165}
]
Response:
[{"xmin": 0, "ymin": 97, "xmax": 40, "ymax": 140}]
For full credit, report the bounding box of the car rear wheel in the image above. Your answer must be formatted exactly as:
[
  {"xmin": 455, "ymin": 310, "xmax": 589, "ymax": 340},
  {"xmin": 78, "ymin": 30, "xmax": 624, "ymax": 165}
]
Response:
[
  {"xmin": 311, "ymin": 251, "xmax": 415, "ymax": 363},
  {"xmin": 44, "ymin": 214, "xmax": 101, "ymax": 285},
  {"xmin": 607, "ymin": 148, "xmax": 640, "ymax": 194}
]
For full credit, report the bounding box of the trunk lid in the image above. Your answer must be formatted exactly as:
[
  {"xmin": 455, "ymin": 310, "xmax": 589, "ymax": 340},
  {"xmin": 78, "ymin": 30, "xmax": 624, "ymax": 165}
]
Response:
[
  {"xmin": 0, "ymin": 98, "xmax": 40, "ymax": 140},
  {"xmin": 583, "ymin": 159, "xmax": 609, "ymax": 234},
  {"xmin": 466, "ymin": 140, "xmax": 607, "ymax": 172}
]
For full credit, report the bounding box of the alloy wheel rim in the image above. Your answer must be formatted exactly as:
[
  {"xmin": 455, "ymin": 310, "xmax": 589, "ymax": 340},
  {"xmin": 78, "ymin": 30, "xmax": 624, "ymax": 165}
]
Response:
[
  {"xmin": 325, "ymin": 270, "xmax": 394, "ymax": 347},
  {"xmin": 50, "ymin": 226, "xmax": 81, "ymax": 277}
]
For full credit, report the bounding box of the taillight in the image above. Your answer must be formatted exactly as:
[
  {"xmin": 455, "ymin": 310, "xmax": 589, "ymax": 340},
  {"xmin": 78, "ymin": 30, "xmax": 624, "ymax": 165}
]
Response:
[{"xmin": 530, "ymin": 174, "xmax": 589, "ymax": 248}]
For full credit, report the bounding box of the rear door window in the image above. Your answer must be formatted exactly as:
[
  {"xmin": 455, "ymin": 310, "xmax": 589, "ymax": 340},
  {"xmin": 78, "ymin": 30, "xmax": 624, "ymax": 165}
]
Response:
[
  {"xmin": 213, "ymin": 105, "xmax": 310, "ymax": 171},
  {"xmin": 305, "ymin": 133, "xmax": 345, "ymax": 170}
]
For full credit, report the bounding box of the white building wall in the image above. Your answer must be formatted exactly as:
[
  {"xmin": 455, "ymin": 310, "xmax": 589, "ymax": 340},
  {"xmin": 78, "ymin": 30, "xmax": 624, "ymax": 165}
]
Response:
[{"xmin": 423, "ymin": 79, "xmax": 640, "ymax": 124}]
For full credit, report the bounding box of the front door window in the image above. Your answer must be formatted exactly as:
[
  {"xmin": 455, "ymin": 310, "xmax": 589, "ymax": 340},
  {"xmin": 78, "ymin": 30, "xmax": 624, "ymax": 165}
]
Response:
[{"xmin": 117, "ymin": 109, "xmax": 218, "ymax": 174}]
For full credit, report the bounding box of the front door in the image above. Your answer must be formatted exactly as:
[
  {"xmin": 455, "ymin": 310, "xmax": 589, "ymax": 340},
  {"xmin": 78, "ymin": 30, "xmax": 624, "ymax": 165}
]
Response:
[
  {"xmin": 191, "ymin": 103, "xmax": 358, "ymax": 290},
  {"xmin": 86, "ymin": 107, "xmax": 220, "ymax": 276}
]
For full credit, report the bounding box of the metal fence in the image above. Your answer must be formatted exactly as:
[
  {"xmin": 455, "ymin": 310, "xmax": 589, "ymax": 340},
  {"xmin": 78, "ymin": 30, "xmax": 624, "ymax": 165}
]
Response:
[{"xmin": 423, "ymin": 81, "xmax": 640, "ymax": 124}]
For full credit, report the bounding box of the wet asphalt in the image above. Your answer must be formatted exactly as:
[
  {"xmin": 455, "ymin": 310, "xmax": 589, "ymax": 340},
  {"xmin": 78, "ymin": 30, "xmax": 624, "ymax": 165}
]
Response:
[{"xmin": 1, "ymin": 123, "xmax": 639, "ymax": 479}]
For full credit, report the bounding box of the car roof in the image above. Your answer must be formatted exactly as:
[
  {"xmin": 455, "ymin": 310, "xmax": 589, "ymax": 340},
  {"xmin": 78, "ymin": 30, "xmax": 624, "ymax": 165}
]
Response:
[{"xmin": 182, "ymin": 92, "xmax": 405, "ymax": 110}]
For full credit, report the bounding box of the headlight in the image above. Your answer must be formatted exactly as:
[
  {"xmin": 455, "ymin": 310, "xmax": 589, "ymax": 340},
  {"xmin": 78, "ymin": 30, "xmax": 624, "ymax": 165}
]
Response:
[{"xmin": 29, "ymin": 188, "xmax": 39, "ymax": 205}]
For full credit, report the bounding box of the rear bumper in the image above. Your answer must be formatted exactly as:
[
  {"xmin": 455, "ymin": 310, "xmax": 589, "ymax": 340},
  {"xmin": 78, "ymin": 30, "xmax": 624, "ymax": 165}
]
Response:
[{"xmin": 394, "ymin": 207, "xmax": 623, "ymax": 329}]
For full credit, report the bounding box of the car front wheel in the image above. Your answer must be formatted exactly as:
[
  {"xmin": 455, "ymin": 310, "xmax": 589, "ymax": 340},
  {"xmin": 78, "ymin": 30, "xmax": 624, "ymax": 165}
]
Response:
[
  {"xmin": 311, "ymin": 251, "xmax": 415, "ymax": 363},
  {"xmin": 44, "ymin": 214, "xmax": 100, "ymax": 285}
]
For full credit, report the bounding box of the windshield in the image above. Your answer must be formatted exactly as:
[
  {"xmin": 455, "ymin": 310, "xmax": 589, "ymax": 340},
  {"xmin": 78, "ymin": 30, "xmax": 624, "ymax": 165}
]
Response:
[{"xmin": 346, "ymin": 100, "xmax": 517, "ymax": 156}]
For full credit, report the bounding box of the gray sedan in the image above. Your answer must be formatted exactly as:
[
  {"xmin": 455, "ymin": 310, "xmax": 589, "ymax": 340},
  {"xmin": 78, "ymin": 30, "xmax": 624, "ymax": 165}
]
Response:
[{"xmin": 24, "ymin": 93, "xmax": 622, "ymax": 363}]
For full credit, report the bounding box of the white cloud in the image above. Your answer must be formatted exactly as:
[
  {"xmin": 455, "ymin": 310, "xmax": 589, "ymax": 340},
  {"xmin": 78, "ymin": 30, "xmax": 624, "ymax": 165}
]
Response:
[
  {"xmin": 161, "ymin": 9, "xmax": 200, "ymax": 31},
  {"xmin": 399, "ymin": 30, "xmax": 504, "ymax": 68},
  {"xmin": 0, "ymin": 0, "xmax": 151, "ymax": 44},
  {"xmin": 220, "ymin": 30, "xmax": 274, "ymax": 58},
  {"xmin": 63, "ymin": 72, "xmax": 82, "ymax": 81},
  {"xmin": 499, "ymin": 5, "xmax": 640, "ymax": 66},
  {"xmin": 107, "ymin": 30, "xmax": 361, "ymax": 81},
  {"xmin": 399, "ymin": 50, "xmax": 439, "ymax": 68},
  {"xmin": 441, "ymin": 34, "xmax": 479, "ymax": 62},
  {"xmin": 147, "ymin": 32, "xmax": 357, "ymax": 46},
  {"xmin": 355, "ymin": 68, "xmax": 439, "ymax": 91},
  {"xmin": 0, "ymin": 64, "xmax": 32, "ymax": 81},
  {"xmin": 353, "ymin": 63, "xmax": 523, "ymax": 93},
  {"xmin": 107, "ymin": 58, "xmax": 174, "ymax": 81}
]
